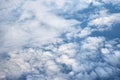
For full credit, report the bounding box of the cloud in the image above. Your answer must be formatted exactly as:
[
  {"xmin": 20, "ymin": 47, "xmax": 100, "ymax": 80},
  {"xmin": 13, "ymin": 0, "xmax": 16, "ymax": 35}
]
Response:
[
  {"xmin": 0, "ymin": 0, "xmax": 22, "ymax": 22},
  {"xmin": 101, "ymin": 48, "xmax": 110, "ymax": 54},
  {"xmin": 78, "ymin": 27, "xmax": 93, "ymax": 38},
  {"xmin": 89, "ymin": 11, "xmax": 120, "ymax": 31},
  {"xmin": 81, "ymin": 37, "xmax": 105, "ymax": 51},
  {"xmin": 0, "ymin": 0, "xmax": 120, "ymax": 80},
  {"xmin": 102, "ymin": 0, "xmax": 120, "ymax": 5},
  {"xmin": 0, "ymin": 0, "xmax": 21, "ymax": 9}
]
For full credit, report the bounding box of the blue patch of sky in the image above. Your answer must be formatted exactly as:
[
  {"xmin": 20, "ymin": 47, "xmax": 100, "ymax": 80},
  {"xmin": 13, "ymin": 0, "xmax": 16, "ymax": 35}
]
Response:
[
  {"xmin": 60, "ymin": 63, "xmax": 72, "ymax": 74},
  {"xmin": 104, "ymin": 4, "xmax": 120, "ymax": 13},
  {"xmin": 18, "ymin": 74, "xmax": 27, "ymax": 80},
  {"xmin": 91, "ymin": 23, "xmax": 120, "ymax": 40},
  {"xmin": 56, "ymin": 4, "xmax": 101, "ymax": 29},
  {"xmin": 0, "ymin": 52, "xmax": 10, "ymax": 61}
]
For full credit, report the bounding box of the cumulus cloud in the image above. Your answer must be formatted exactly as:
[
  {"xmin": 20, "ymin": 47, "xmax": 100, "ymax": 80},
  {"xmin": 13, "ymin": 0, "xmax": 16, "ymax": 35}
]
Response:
[
  {"xmin": 89, "ymin": 13, "xmax": 120, "ymax": 28},
  {"xmin": 81, "ymin": 37, "xmax": 104, "ymax": 51},
  {"xmin": 89, "ymin": 9, "xmax": 120, "ymax": 31},
  {"xmin": 0, "ymin": 0, "xmax": 120, "ymax": 80}
]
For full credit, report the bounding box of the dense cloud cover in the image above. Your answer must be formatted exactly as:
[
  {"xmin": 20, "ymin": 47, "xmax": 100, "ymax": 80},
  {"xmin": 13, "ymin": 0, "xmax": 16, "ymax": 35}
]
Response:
[{"xmin": 0, "ymin": 0, "xmax": 120, "ymax": 80}]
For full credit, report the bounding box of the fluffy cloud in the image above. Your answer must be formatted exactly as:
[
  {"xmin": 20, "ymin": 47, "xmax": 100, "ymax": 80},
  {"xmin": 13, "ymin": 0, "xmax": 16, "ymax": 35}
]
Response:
[
  {"xmin": 0, "ymin": 0, "xmax": 120, "ymax": 80},
  {"xmin": 89, "ymin": 9, "xmax": 120, "ymax": 31},
  {"xmin": 89, "ymin": 13, "xmax": 120, "ymax": 28},
  {"xmin": 81, "ymin": 37, "xmax": 104, "ymax": 51}
]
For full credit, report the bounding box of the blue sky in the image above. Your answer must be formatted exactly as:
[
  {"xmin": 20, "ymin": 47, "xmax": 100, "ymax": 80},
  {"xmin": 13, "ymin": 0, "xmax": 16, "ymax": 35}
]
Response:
[{"xmin": 0, "ymin": 0, "xmax": 120, "ymax": 80}]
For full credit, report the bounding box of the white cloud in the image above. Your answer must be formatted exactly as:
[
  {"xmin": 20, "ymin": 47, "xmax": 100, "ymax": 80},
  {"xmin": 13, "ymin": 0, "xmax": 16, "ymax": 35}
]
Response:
[
  {"xmin": 45, "ymin": 60, "xmax": 60, "ymax": 75},
  {"xmin": 78, "ymin": 27, "xmax": 93, "ymax": 38},
  {"xmin": 89, "ymin": 13, "xmax": 120, "ymax": 31},
  {"xmin": 0, "ymin": 0, "xmax": 120, "ymax": 80},
  {"xmin": 101, "ymin": 48, "xmax": 110, "ymax": 55},
  {"xmin": 58, "ymin": 43, "xmax": 77, "ymax": 57},
  {"xmin": 81, "ymin": 37, "xmax": 105, "ymax": 51}
]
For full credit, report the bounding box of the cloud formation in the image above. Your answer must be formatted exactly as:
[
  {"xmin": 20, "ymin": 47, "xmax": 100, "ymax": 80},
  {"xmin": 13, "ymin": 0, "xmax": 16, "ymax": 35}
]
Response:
[{"xmin": 0, "ymin": 0, "xmax": 120, "ymax": 80}]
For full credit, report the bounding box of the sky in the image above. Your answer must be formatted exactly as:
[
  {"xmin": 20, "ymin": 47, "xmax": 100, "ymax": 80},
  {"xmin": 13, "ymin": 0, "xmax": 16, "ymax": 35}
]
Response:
[{"xmin": 0, "ymin": 0, "xmax": 120, "ymax": 80}]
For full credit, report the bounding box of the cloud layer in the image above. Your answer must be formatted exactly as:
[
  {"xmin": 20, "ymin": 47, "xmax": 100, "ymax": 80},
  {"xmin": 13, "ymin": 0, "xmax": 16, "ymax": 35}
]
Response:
[{"xmin": 0, "ymin": 0, "xmax": 120, "ymax": 80}]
